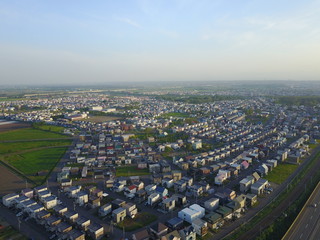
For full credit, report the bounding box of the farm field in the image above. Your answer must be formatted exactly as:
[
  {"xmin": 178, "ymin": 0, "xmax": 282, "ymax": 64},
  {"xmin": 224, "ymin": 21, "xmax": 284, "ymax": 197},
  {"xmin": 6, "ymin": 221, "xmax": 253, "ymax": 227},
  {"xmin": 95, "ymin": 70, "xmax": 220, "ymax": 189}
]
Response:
[
  {"xmin": 0, "ymin": 140, "xmax": 71, "ymax": 154},
  {"xmin": 0, "ymin": 125, "xmax": 72, "ymax": 186},
  {"xmin": 115, "ymin": 165, "xmax": 150, "ymax": 177},
  {"xmin": 3, "ymin": 147, "xmax": 68, "ymax": 185},
  {"xmin": 0, "ymin": 164, "xmax": 26, "ymax": 196},
  {"xmin": 0, "ymin": 128, "xmax": 69, "ymax": 141},
  {"xmin": 265, "ymin": 163, "xmax": 298, "ymax": 184}
]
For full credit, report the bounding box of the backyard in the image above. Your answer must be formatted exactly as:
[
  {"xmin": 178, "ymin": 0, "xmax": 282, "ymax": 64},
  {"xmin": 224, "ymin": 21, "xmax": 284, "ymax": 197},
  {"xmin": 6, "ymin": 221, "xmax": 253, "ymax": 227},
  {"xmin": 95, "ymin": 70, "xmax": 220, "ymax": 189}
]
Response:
[{"xmin": 117, "ymin": 212, "xmax": 157, "ymax": 231}]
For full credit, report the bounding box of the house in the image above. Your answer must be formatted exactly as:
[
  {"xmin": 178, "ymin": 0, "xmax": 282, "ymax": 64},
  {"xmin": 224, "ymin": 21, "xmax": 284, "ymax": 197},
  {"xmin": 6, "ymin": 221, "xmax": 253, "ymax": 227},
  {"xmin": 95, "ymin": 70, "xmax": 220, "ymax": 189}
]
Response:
[
  {"xmin": 234, "ymin": 194, "xmax": 246, "ymax": 208},
  {"xmin": 187, "ymin": 185, "xmax": 203, "ymax": 197},
  {"xmin": 113, "ymin": 182, "xmax": 125, "ymax": 193},
  {"xmin": 145, "ymin": 184, "xmax": 157, "ymax": 195},
  {"xmin": 162, "ymin": 178, "xmax": 174, "ymax": 188},
  {"xmin": 149, "ymin": 222, "xmax": 169, "ymax": 238},
  {"xmin": 88, "ymin": 196, "xmax": 101, "ymax": 208},
  {"xmin": 106, "ymin": 179, "xmax": 114, "ymax": 188},
  {"xmin": 215, "ymin": 206, "xmax": 233, "ymax": 220},
  {"xmin": 2, "ymin": 193, "xmax": 19, "ymax": 207},
  {"xmin": 65, "ymin": 186, "xmax": 81, "ymax": 198},
  {"xmin": 181, "ymin": 176, "xmax": 193, "ymax": 186},
  {"xmin": 251, "ymin": 178, "xmax": 269, "ymax": 195},
  {"xmin": 124, "ymin": 185, "xmax": 137, "ymax": 198},
  {"xmin": 239, "ymin": 176, "xmax": 255, "ymax": 193},
  {"xmin": 75, "ymin": 216, "xmax": 91, "ymax": 231},
  {"xmin": 99, "ymin": 204, "xmax": 112, "ymax": 217},
  {"xmin": 160, "ymin": 197, "xmax": 176, "ymax": 212},
  {"xmin": 112, "ymin": 207, "xmax": 126, "ymax": 223},
  {"xmin": 56, "ymin": 222, "xmax": 72, "ymax": 234},
  {"xmin": 35, "ymin": 209, "xmax": 51, "ymax": 222},
  {"xmin": 75, "ymin": 191, "xmax": 88, "ymax": 206},
  {"xmin": 42, "ymin": 195, "xmax": 58, "ymax": 209},
  {"xmin": 172, "ymin": 194, "xmax": 187, "ymax": 207},
  {"xmin": 192, "ymin": 218, "xmax": 208, "ymax": 237},
  {"xmin": 204, "ymin": 212, "xmax": 224, "ymax": 230},
  {"xmin": 53, "ymin": 204, "xmax": 68, "ymax": 216},
  {"xmin": 21, "ymin": 188, "xmax": 34, "ymax": 198},
  {"xmin": 67, "ymin": 229, "xmax": 85, "ymax": 240},
  {"xmin": 155, "ymin": 186, "xmax": 168, "ymax": 198},
  {"xmin": 152, "ymin": 174, "xmax": 162, "ymax": 184},
  {"xmin": 178, "ymin": 204, "xmax": 205, "ymax": 224},
  {"xmin": 34, "ymin": 185, "xmax": 48, "ymax": 196},
  {"xmin": 64, "ymin": 210, "xmax": 79, "ymax": 223},
  {"xmin": 245, "ymin": 193, "xmax": 258, "ymax": 207},
  {"xmin": 166, "ymin": 217, "xmax": 184, "ymax": 230},
  {"xmin": 88, "ymin": 223, "xmax": 104, "ymax": 240},
  {"xmin": 172, "ymin": 170, "xmax": 182, "ymax": 181},
  {"xmin": 46, "ymin": 215, "xmax": 62, "ymax": 227},
  {"xmin": 161, "ymin": 230, "xmax": 181, "ymax": 240},
  {"xmin": 179, "ymin": 226, "xmax": 196, "ymax": 240},
  {"xmin": 27, "ymin": 204, "xmax": 45, "ymax": 218},
  {"xmin": 174, "ymin": 180, "xmax": 187, "ymax": 193},
  {"xmin": 148, "ymin": 193, "xmax": 160, "ymax": 206},
  {"xmin": 123, "ymin": 203, "xmax": 138, "ymax": 218},
  {"xmin": 135, "ymin": 189, "xmax": 147, "ymax": 203},
  {"xmin": 132, "ymin": 229, "xmax": 151, "ymax": 240},
  {"xmin": 38, "ymin": 190, "xmax": 51, "ymax": 201},
  {"xmin": 112, "ymin": 199, "xmax": 126, "ymax": 209},
  {"xmin": 204, "ymin": 198, "xmax": 219, "ymax": 212}
]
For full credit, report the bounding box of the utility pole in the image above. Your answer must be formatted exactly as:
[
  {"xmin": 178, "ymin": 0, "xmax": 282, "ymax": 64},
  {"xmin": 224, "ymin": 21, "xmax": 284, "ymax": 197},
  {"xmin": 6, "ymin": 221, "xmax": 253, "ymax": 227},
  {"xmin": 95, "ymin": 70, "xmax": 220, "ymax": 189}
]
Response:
[
  {"xmin": 25, "ymin": 180, "xmax": 28, "ymax": 189},
  {"xmin": 17, "ymin": 217, "xmax": 21, "ymax": 231}
]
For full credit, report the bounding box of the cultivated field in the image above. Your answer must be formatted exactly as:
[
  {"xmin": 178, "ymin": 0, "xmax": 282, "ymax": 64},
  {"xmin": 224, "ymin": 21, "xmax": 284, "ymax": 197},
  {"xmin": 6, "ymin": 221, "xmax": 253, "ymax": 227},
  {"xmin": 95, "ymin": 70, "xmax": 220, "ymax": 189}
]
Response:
[
  {"xmin": 0, "ymin": 125, "xmax": 72, "ymax": 188},
  {"xmin": 3, "ymin": 147, "xmax": 68, "ymax": 185},
  {"xmin": 0, "ymin": 128, "xmax": 69, "ymax": 142}
]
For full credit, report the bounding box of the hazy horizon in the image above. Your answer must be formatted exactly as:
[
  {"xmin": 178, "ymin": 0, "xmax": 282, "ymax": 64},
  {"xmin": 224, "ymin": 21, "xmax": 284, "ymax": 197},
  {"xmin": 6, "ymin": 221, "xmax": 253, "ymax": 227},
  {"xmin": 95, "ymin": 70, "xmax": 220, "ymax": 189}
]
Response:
[{"xmin": 1, "ymin": 0, "xmax": 320, "ymax": 85}]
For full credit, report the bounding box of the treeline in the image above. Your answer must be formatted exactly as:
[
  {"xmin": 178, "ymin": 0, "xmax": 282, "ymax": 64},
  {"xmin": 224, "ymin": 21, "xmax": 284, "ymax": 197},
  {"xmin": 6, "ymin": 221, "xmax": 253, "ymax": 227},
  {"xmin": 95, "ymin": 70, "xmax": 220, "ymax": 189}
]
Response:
[
  {"xmin": 276, "ymin": 96, "xmax": 320, "ymax": 106},
  {"xmin": 156, "ymin": 95, "xmax": 245, "ymax": 104}
]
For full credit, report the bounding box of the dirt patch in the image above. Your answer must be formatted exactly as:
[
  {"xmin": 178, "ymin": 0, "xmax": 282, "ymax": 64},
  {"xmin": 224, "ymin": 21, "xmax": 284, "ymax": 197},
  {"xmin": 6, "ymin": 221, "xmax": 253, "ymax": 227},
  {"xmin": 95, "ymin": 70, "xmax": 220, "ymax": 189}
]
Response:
[
  {"xmin": 0, "ymin": 165, "xmax": 28, "ymax": 196},
  {"xmin": 0, "ymin": 122, "xmax": 30, "ymax": 133}
]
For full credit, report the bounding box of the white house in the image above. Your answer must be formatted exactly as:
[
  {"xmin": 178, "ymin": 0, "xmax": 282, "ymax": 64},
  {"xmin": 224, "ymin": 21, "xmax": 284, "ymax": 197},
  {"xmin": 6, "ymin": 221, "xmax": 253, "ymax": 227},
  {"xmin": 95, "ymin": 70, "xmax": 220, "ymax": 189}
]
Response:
[
  {"xmin": 178, "ymin": 204, "xmax": 205, "ymax": 224},
  {"xmin": 2, "ymin": 193, "xmax": 19, "ymax": 207}
]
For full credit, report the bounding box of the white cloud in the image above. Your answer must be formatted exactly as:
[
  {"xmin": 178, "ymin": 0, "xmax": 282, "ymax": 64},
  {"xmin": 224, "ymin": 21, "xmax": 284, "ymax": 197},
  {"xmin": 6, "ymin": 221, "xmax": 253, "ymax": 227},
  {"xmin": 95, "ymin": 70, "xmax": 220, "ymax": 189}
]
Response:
[{"xmin": 116, "ymin": 17, "xmax": 142, "ymax": 28}]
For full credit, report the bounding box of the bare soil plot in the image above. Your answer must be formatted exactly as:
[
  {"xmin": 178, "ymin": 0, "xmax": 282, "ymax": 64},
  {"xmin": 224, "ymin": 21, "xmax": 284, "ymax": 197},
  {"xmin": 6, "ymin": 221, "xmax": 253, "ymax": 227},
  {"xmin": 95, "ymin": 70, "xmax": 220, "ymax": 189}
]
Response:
[
  {"xmin": 0, "ymin": 164, "xmax": 28, "ymax": 196},
  {"xmin": 0, "ymin": 122, "xmax": 30, "ymax": 133}
]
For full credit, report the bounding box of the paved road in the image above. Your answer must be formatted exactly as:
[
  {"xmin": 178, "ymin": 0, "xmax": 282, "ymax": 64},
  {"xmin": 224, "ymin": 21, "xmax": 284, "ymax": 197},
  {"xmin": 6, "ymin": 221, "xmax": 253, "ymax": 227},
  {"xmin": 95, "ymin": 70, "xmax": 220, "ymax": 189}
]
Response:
[{"xmin": 283, "ymin": 181, "xmax": 320, "ymax": 240}]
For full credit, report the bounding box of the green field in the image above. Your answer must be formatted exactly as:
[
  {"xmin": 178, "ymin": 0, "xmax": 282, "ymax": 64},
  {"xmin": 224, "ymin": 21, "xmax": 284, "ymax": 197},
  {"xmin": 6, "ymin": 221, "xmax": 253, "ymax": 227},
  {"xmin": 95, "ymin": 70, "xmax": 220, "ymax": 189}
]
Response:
[
  {"xmin": 160, "ymin": 112, "xmax": 190, "ymax": 118},
  {"xmin": 117, "ymin": 212, "xmax": 157, "ymax": 231},
  {"xmin": 0, "ymin": 128, "xmax": 69, "ymax": 141},
  {"xmin": 115, "ymin": 165, "xmax": 150, "ymax": 177},
  {"xmin": 265, "ymin": 163, "xmax": 298, "ymax": 184},
  {"xmin": 33, "ymin": 124, "xmax": 65, "ymax": 133},
  {"xmin": 0, "ymin": 140, "xmax": 71, "ymax": 154},
  {"xmin": 4, "ymin": 147, "xmax": 68, "ymax": 184}
]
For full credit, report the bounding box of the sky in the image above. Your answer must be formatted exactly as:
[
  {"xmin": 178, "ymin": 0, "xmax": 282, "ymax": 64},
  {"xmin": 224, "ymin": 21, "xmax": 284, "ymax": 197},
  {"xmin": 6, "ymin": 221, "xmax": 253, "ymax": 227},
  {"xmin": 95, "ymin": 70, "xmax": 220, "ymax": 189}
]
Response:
[{"xmin": 0, "ymin": 0, "xmax": 320, "ymax": 85}]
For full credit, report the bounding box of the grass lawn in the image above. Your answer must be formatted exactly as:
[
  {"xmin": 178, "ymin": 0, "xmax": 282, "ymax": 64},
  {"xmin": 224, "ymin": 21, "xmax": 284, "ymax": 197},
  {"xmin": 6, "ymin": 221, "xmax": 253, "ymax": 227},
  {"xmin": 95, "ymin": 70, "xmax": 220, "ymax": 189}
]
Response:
[
  {"xmin": 4, "ymin": 147, "xmax": 68, "ymax": 184},
  {"xmin": 0, "ymin": 128, "xmax": 69, "ymax": 141},
  {"xmin": 309, "ymin": 140, "xmax": 320, "ymax": 150},
  {"xmin": 0, "ymin": 140, "xmax": 72, "ymax": 154},
  {"xmin": 116, "ymin": 165, "xmax": 150, "ymax": 177},
  {"xmin": 265, "ymin": 163, "xmax": 298, "ymax": 184},
  {"xmin": 0, "ymin": 226, "xmax": 27, "ymax": 240},
  {"xmin": 117, "ymin": 212, "xmax": 157, "ymax": 231}
]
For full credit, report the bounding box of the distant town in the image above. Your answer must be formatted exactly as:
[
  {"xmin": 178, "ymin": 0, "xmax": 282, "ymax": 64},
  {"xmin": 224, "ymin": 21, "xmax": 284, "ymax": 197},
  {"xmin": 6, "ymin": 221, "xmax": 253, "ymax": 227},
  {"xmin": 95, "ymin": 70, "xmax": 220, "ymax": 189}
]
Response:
[{"xmin": 1, "ymin": 82, "xmax": 320, "ymax": 240}]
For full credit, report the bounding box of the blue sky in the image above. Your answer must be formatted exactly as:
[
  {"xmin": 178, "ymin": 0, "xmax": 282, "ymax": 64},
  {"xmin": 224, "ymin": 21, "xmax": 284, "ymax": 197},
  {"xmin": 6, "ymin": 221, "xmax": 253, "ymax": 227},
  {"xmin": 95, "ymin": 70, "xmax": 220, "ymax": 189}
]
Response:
[{"xmin": 0, "ymin": 0, "xmax": 319, "ymax": 85}]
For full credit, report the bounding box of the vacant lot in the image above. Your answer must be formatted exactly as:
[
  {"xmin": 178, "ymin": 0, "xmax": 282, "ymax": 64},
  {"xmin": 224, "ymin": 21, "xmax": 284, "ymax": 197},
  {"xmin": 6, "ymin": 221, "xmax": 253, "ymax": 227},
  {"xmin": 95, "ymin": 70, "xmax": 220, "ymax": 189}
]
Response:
[
  {"xmin": 265, "ymin": 163, "xmax": 298, "ymax": 184},
  {"xmin": 115, "ymin": 165, "xmax": 150, "ymax": 177},
  {"xmin": 0, "ymin": 128, "xmax": 69, "ymax": 141},
  {"xmin": 0, "ymin": 225, "xmax": 27, "ymax": 240},
  {"xmin": 117, "ymin": 212, "xmax": 157, "ymax": 231},
  {"xmin": 4, "ymin": 147, "xmax": 68, "ymax": 185}
]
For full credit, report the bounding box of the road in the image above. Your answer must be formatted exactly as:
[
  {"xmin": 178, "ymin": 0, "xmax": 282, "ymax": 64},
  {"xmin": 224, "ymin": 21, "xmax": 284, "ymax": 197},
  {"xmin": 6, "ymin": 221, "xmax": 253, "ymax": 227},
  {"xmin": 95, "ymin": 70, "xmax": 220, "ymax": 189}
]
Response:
[{"xmin": 282, "ymin": 181, "xmax": 320, "ymax": 240}]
